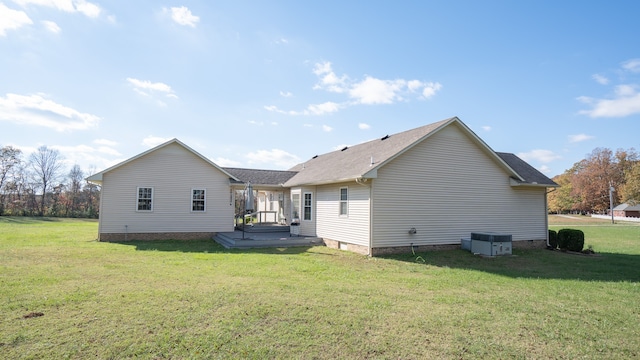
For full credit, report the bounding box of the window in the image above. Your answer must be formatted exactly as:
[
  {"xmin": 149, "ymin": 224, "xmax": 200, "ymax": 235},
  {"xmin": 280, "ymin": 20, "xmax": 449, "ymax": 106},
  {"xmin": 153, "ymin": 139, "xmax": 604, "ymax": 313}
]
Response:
[
  {"xmin": 192, "ymin": 189, "xmax": 206, "ymax": 212},
  {"xmin": 291, "ymin": 193, "xmax": 300, "ymax": 220},
  {"xmin": 303, "ymin": 192, "xmax": 312, "ymax": 221},
  {"xmin": 339, "ymin": 187, "xmax": 348, "ymax": 216},
  {"xmin": 137, "ymin": 187, "xmax": 153, "ymax": 211}
]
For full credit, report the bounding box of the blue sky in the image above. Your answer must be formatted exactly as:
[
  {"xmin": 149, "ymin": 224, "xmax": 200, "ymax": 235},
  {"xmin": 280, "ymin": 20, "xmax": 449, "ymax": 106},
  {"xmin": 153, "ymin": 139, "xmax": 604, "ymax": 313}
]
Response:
[{"xmin": 1, "ymin": 1, "xmax": 639, "ymax": 177}]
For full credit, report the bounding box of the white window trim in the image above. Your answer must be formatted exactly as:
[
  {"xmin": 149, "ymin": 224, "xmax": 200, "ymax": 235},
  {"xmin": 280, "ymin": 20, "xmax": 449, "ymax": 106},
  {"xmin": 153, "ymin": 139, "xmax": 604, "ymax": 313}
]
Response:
[
  {"xmin": 339, "ymin": 187, "xmax": 348, "ymax": 217},
  {"xmin": 136, "ymin": 186, "xmax": 154, "ymax": 212},
  {"xmin": 303, "ymin": 192, "xmax": 313, "ymax": 221},
  {"xmin": 191, "ymin": 188, "xmax": 206, "ymax": 212},
  {"xmin": 291, "ymin": 191, "xmax": 301, "ymax": 221}
]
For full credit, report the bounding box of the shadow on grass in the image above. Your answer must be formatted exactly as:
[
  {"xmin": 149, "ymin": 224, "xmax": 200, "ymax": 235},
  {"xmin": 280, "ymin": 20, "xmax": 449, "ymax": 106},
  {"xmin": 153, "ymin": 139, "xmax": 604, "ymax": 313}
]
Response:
[
  {"xmin": 0, "ymin": 216, "xmax": 62, "ymax": 224},
  {"xmin": 111, "ymin": 238, "xmax": 315, "ymax": 256},
  {"xmin": 383, "ymin": 249, "xmax": 640, "ymax": 282}
]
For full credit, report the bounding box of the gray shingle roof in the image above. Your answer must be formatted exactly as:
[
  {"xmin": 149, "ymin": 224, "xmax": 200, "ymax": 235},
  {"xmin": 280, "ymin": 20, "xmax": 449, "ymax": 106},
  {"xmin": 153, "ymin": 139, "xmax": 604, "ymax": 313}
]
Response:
[
  {"xmin": 285, "ymin": 117, "xmax": 456, "ymax": 186},
  {"xmin": 613, "ymin": 203, "xmax": 640, "ymax": 211},
  {"xmin": 222, "ymin": 167, "xmax": 298, "ymax": 186},
  {"xmin": 496, "ymin": 152, "xmax": 558, "ymax": 186},
  {"xmin": 283, "ymin": 116, "xmax": 556, "ymax": 188}
]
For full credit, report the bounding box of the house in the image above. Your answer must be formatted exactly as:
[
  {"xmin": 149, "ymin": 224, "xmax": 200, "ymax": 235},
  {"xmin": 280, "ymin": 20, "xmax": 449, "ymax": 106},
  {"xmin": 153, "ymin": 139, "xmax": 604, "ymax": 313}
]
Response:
[
  {"xmin": 612, "ymin": 203, "xmax": 640, "ymax": 218},
  {"xmin": 87, "ymin": 117, "xmax": 557, "ymax": 255},
  {"xmin": 86, "ymin": 139, "xmax": 239, "ymax": 241}
]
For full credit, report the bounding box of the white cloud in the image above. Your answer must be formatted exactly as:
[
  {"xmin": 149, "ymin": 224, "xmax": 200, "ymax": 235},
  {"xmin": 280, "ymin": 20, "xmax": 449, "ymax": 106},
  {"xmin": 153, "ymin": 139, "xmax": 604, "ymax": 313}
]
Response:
[
  {"xmin": 50, "ymin": 143, "xmax": 122, "ymax": 170},
  {"xmin": 96, "ymin": 146, "xmax": 120, "ymax": 156},
  {"xmin": 264, "ymin": 102, "xmax": 341, "ymax": 116},
  {"xmin": 279, "ymin": 91, "xmax": 293, "ymax": 97},
  {"xmin": 248, "ymin": 120, "xmax": 264, "ymax": 126},
  {"xmin": 0, "ymin": 3, "xmax": 32, "ymax": 36},
  {"xmin": 127, "ymin": 78, "xmax": 172, "ymax": 93},
  {"xmin": 592, "ymin": 74, "xmax": 609, "ymax": 85},
  {"xmin": 517, "ymin": 149, "xmax": 561, "ymax": 164},
  {"xmin": 93, "ymin": 138, "xmax": 118, "ymax": 146},
  {"xmin": 127, "ymin": 78, "xmax": 177, "ymax": 104},
  {"xmin": 358, "ymin": 123, "xmax": 370, "ymax": 130},
  {"xmin": 578, "ymin": 86, "xmax": 640, "ymax": 118},
  {"xmin": 212, "ymin": 157, "xmax": 241, "ymax": 167},
  {"xmin": 41, "ymin": 20, "xmax": 60, "ymax": 33},
  {"xmin": 349, "ymin": 77, "xmax": 406, "ymax": 105},
  {"xmin": 622, "ymin": 58, "xmax": 640, "ymax": 73},
  {"xmin": 166, "ymin": 6, "xmax": 199, "ymax": 27},
  {"xmin": 313, "ymin": 61, "xmax": 348, "ymax": 93},
  {"xmin": 579, "ymin": 59, "xmax": 640, "ymax": 118},
  {"xmin": 142, "ymin": 136, "xmax": 171, "ymax": 148},
  {"xmin": 246, "ymin": 149, "xmax": 301, "ymax": 169},
  {"xmin": 407, "ymin": 80, "xmax": 423, "ymax": 92},
  {"xmin": 538, "ymin": 165, "xmax": 551, "ymax": 174},
  {"xmin": 482, "ymin": 126, "xmax": 491, "ymax": 132},
  {"xmin": 422, "ymin": 82, "xmax": 442, "ymax": 98},
  {"xmin": 0, "ymin": 93, "xmax": 100, "ymax": 131},
  {"xmin": 274, "ymin": 61, "xmax": 442, "ymax": 115},
  {"xmin": 306, "ymin": 101, "xmax": 340, "ymax": 115},
  {"xmin": 275, "ymin": 38, "xmax": 288, "ymax": 44},
  {"xmin": 568, "ymin": 134, "xmax": 594, "ymax": 143},
  {"xmin": 322, "ymin": 125, "xmax": 333, "ymax": 132},
  {"xmin": 14, "ymin": 0, "xmax": 101, "ymax": 18}
]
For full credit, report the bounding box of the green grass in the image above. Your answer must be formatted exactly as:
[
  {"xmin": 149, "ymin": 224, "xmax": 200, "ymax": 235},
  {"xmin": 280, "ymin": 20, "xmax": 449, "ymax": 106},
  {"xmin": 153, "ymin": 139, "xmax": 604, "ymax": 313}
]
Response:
[{"xmin": 1, "ymin": 216, "xmax": 639, "ymax": 359}]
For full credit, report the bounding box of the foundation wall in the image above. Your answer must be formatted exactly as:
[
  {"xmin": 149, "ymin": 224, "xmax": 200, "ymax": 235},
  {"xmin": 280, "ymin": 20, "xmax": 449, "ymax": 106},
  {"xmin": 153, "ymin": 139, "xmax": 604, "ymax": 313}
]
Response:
[
  {"xmin": 99, "ymin": 232, "xmax": 215, "ymax": 242},
  {"xmin": 323, "ymin": 238, "xmax": 369, "ymax": 256}
]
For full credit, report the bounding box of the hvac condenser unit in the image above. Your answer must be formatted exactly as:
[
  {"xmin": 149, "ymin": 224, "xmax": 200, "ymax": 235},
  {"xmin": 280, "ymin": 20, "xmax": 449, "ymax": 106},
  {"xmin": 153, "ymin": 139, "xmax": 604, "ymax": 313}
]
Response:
[{"xmin": 470, "ymin": 232, "xmax": 512, "ymax": 256}]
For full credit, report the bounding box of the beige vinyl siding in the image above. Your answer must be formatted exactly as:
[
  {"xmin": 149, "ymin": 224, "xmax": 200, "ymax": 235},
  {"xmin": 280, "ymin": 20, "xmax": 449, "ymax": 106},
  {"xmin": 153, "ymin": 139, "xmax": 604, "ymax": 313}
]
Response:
[
  {"xmin": 99, "ymin": 143, "xmax": 233, "ymax": 234},
  {"xmin": 371, "ymin": 123, "xmax": 548, "ymax": 248},
  {"xmin": 290, "ymin": 186, "xmax": 317, "ymax": 236},
  {"xmin": 316, "ymin": 182, "xmax": 370, "ymax": 247}
]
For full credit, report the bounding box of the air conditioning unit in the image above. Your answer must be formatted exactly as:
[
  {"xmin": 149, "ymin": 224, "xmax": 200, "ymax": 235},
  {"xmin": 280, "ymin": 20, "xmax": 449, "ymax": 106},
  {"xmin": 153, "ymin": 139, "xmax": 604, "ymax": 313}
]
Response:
[{"xmin": 470, "ymin": 232, "xmax": 512, "ymax": 256}]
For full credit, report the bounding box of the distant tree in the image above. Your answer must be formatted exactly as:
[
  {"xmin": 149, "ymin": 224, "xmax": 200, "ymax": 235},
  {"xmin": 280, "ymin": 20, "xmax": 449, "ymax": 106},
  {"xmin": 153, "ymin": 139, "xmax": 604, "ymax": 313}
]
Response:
[
  {"xmin": 67, "ymin": 164, "xmax": 84, "ymax": 216},
  {"xmin": 0, "ymin": 146, "xmax": 23, "ymax": 215},
  {"xmin": 620, "ymin": 162, "xmax": 640, "ymax": 205},
  {"xmin": 29, "ymin": 146, "xmax": 65, "ymax": 216},
  {"xmin": 548, "ymin": 169, "xmax": 580, "ymax": 213},
  {"xmin": 571, "ymin": 148, "xmax": 621, "ymax": 213}
]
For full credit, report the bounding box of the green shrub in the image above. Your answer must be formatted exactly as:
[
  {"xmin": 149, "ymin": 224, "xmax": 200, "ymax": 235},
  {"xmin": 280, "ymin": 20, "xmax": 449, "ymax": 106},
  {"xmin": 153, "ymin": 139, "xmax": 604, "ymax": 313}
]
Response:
[
  {"xmin": 557, "ymin": 229, "xmax": 585, "ymax": 252},
  {"xmin": 548, "ymin": 229, "xmax": 558, "ymax": 249}
]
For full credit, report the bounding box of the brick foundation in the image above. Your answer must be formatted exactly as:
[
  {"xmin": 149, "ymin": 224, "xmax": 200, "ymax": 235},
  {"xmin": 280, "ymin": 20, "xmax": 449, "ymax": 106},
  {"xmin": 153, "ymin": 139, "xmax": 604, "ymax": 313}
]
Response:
[
  {"xmin": 370, "ymin": 239, "xmax": 547, "ymax": 256},
  {"xmin": 511, "ymin": 239, "xmax": 547, "ymax": 249},
  {"xmin": 99, "ymin": 232, "xmax": 215, "ymax": 242},
  {"xmin": 371, "ymin": 244, "xmax": 460, "ymax": 256}
]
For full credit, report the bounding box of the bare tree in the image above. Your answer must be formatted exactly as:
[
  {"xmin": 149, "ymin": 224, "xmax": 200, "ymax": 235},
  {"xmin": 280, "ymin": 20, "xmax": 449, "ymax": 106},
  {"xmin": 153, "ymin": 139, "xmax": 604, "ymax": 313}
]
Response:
[
  {"xmin": 29, "ymin": 146, "xmax": 65, "ymax": 216},
  {"xmin": 67, "ymin": 164, "xmax": 84, "ymax": 216},
  {"xmin": 0, "ymin": 146, "xmax": 23, "ymax": 215}
]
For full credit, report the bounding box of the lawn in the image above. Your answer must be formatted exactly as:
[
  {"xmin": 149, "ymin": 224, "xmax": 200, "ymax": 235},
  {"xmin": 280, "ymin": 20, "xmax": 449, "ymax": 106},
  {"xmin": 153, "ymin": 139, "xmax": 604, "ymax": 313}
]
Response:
[{"xmin": 1, "ymin": 216, "xmax": 638, "ymax": 359}]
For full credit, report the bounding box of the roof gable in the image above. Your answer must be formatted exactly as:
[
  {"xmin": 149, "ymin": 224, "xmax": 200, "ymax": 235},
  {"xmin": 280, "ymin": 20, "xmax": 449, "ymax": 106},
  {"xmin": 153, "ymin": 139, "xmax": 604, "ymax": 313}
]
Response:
[
  {"xmin": 86, "ymin": 139, "xmax": 238, "ymax": 185},
  {"xmin": 284, "ymin": 117, "xmax": 525, "ymax": 187}
]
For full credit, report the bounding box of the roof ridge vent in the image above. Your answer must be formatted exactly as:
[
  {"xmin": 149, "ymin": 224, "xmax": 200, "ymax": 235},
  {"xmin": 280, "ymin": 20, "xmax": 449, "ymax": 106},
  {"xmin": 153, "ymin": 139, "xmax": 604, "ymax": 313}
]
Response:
[
  {"xmin": 381, "ymin": 135, "xmax": 390, "ymax": 140},
  {"xmin": 341, "ymin": 146, "xmax": 348, "ymax": 151}
]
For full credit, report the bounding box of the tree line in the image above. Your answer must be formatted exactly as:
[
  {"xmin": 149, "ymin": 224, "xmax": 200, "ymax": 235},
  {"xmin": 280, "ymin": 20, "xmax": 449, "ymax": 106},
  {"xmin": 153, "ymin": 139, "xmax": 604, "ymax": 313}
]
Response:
[
  {"xmin": 548, "ymin": 147, "xmax": 640, "ymax": 214},
  {"xmin": 0, "ymin": 145, "xmax": 100, "ymax": 218}
]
